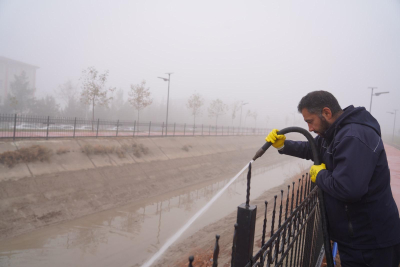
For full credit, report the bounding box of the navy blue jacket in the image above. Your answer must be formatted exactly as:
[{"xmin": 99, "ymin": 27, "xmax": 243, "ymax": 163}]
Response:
[{"xmin": 279, "ymin": 105, "xmax": 400, "ymax": 249}]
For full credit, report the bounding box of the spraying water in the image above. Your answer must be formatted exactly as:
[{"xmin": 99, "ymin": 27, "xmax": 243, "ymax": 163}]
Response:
[{"xmin": 141, "ymin": 160, "xmax": 254, "ymax": 267}]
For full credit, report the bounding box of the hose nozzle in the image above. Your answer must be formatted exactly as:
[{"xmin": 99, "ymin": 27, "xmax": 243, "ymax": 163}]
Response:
[{"xmin": 252, "ymin": 147, "xmax": 266, "ymax": 161}]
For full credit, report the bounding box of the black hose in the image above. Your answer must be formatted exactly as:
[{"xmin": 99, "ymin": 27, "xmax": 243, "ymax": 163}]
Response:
[
  {"xmin": 253, "ymin": 127, "xmax": 320, "ymax": 164},
  {"xmin": 253, "ymin": 126, "xmax": 334, "ymax": 267}
]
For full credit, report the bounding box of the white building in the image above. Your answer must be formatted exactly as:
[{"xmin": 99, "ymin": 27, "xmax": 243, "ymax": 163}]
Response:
[{"xmin": 0, "ymin": 56, "xmax": 39, "ymax": 105}]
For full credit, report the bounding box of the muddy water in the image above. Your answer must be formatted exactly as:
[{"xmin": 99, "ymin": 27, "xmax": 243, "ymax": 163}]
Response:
[{"xmin": 0, "ymin": 158, "xmax": 309, "ymax": 267}]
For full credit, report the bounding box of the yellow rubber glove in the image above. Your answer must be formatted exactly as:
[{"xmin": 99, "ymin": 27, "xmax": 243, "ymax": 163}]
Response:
[
  {"xmin": 265, "ymin": 129, "xmax": 286, "ymax": 149},
  {"xmin": 310, "ymin": 163, "xmax": 326, "ymax": 183}
]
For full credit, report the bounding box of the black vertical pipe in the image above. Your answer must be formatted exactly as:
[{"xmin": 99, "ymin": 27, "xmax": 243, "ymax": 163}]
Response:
[{"xmin": 245, "ymin": 162, "xmax": 251, "ymax": 207}]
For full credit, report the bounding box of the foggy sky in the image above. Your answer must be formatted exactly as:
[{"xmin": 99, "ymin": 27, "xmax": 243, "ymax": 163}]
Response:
[{"xmin": 0, "ymin": 0, "xmax": 399, "ymax": 135}]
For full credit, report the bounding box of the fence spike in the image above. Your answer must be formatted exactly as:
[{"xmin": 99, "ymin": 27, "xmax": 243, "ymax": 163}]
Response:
[
  {"xmin": 278, "ymin": 190, "xmax": 283, "ymax": 229},
  {"xmin": 246, "ymin": 162, "xmax": 252, "ymax": 207},
  {"xmin": 231, "ymin": 223, "xmax": 238, "ymax": 266},
  {"xmin": 188, "ymin": 256, "xmax": 194, "ymax": 267},
  {"xmin": 261, "ymin": 201, "xmax": 268, "ymax": 247},
  {"xmin": 295, "ymin": 179, "xmax": 301, "ymax": 208},
  {"xmin": 290, "ymin": 182, "xmax": 295, "ymax": 214},
  {"xmin": 285, "ymin": 185, "xmax": 290, "ymax": 221},
  {"xmin": 300, "ymin": 175, "xmax": 304, "ymax": 203},
  {"xmin": 304, "ymin": 174, "xmax": 309, "ymax": 197},
  {"xmin": 212, "ymin": 235, "xmax": 220, "ymax": 267},
  {"xmin": 270, "ymin": 195, "xmax": 277, "ymax": 236}
]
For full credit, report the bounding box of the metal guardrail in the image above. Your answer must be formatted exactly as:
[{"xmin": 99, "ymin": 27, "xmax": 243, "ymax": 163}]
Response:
[
  {"xmin": 0, "ymin": 113, "xmax": 269, "ymax": 140},
  {"xmin": 184, "ymin": 166, "xmax": 329, "ymax": 267}
]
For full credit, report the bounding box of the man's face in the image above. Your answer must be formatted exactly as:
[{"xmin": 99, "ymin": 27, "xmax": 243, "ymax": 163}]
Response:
[{"xmin": 301, "ymin": 108, "xmax": 331, "ymax": 136}]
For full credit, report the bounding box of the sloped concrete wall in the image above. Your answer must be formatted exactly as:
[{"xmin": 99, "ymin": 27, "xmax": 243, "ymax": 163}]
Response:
[{"xmin": 0, "ymin": 135, "xmax": 281, "ymax": 240}]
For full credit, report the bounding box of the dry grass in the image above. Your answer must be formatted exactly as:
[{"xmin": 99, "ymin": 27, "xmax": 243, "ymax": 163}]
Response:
[
  {"xmin": 82, "ymin": 144, "xmax": 116, "ymax": 155},
  {"xmin": 115, "ymin": 148, "xmax": 126, "ymax": 158},
  {"xmin": 81, "ymin": 143, "xmax": 149, "ymax": 159},
  {"xmin": 0, "ymin": 145, "xmax": 52, "ymax": 168},
  {"xmin": 132, "ymin": 143, "xmax": 149, "ymax": 158},
  {"xmin": 182, "ymin": 145, "xmax": 193, "ymax": 152},
  {"xmin": 56, "ymin": 147, "xmax": 70, "ymax": 155}
]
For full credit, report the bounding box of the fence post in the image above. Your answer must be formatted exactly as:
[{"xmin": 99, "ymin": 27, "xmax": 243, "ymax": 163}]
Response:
[
  {"xmin": 162, "ymin": 122, "xmax": 164, "ymax": 136},
  {"xmin": 149, "ymin": 121, "xmax": 151, "ymax": 137},
  {"xmin": 116, "ymin": 119, "xmax": 119, "ymax": 137},
  {"xmin": 216, "ymin": 125, "xmax": 217, "ymax": 136},
  {"xmin": 184, "ymin": 123, "xmax": 186, "ymax": 136},
  {"xmin": 46, "ymin": 116, "xmax": 50, "ymax": 140},
  {"xmin": 202, "ymin": 124, "xmax": 203, "ymax": 136},
  {"xmin": 228, "ymin": 126, "xmax": 229, "ymax": 135},
  {"xmin": 173, "ymin": 123, "xmax": 176, "ymax": 136},
  {"xmin": 133, "ymin": 120, "xmax": 136, "ymax": 137},
  {"xmin": 73, "ymin": 117, "xmax": 76, "ymax": 138},
  {"xmin": 233, "ymin": 163, "xmax": 257, "ymax": 267},
  {"xmin": 193, "ymin": 124, "xmax": 195, "ymax": 136},
  {"xmin": 96, "ymin": 119, "xmax": 99, "ymax": 138},
  {"xmin": 13, "ymin": 113, "xmax": 17, "ymax": 140}
]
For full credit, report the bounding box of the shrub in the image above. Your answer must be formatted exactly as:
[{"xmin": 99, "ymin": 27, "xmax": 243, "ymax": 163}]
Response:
[{"xmin": 0, "ymin": 145, "xmax": 52, "ymax": 168}]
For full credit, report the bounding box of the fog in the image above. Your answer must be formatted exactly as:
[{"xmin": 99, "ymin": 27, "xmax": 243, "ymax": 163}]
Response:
[{"xmin": 0, "ymin": 1, "xmax": 399, "ymax": 138}]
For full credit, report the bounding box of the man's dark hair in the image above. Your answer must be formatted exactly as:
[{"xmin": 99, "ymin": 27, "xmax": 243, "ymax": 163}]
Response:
[{"xmin": 297, "ymin": 91, "xmax": 342, "ymax": 116}]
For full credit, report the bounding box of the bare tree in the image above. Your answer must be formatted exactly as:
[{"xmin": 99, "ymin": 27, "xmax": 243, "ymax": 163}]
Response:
[
  {"xmin": 250, "ymin": 110, "xmax": 258, "ymax": 127},
  {"xmin": 208, "ymin": 99, "xmax": 228, "ymax": 127},
  {"xmin": 231, "ymin": 101, "xmax": 241, "ymax": 126},
  {"xmin": 55, "ymin": 80, "xmax": 77, "ymax": 105},
  {"xmin": 186, "ymin": 93, "xmax": 204, "ymax": 126},
  {"xmin": 265, "ymin": 115, "xmax": 270, "ymax": 128},
  {"xmin": 128, "ymin": 80, "xmax": 153, "ymax": 127},
  {"xmin": 80, "ymin": 67, "xmax": 115, "ymax": 127},
  {"xmin": 244, "ymin": 109, "xmax": 251, "ymax": 126}
]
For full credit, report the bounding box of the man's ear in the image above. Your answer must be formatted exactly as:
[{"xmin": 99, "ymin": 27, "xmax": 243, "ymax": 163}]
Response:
[{"xmin": 321, "ymin": 107, "xmax": 333, "ymax": 120}]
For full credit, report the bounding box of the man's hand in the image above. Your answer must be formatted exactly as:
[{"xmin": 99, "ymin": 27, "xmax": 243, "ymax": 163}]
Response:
[
  {"xmin": 266, "ymin": 129, "xmax": 286, "ymax": 149},
  {"xmin": 310, "ymin": 163, "xmax": 326, "ymax": 183}
]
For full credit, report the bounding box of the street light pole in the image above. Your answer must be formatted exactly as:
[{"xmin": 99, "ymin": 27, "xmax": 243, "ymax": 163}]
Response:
[
  {"xmin": 368, "ymin": 87, "xmax": 377, "ymax": 113},
  {"xmin": 387, "ymin": 110, "xmax": 398, "ymax": 143},
  {"xmin": 158, "ymin": 73, "xmax": 173, "ymax": 136},
  {"xmin": 239, "ymin": 101, "xmax": 248, "ymax": 129},
  {"xmin": 368, "ymin": 87, "xmax": 389, "ymax": 113}
]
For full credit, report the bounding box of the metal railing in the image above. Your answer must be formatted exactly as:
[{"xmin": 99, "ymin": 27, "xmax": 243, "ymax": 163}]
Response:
[
  {"xmin": 0, "ymin": 113, "xmax": 269, "ymax": 140},
  {"xmin": 183, "ymin": 165, "xmax": 331, "ymax": 267}
]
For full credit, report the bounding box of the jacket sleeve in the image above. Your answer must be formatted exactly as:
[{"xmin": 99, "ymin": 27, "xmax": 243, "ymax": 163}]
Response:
[
  {"xmin": 316, "ymin": 136, "xmax": 378, "ymax": 203},
  {"xmin": 278, "ymin": 139, "xmax": 315, "ymax": 161}
]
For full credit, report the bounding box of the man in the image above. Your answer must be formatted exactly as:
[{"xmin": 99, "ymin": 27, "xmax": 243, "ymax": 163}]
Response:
[{"xmin": 266, "ymin": 91, "xmax": 400, "ymax": 267}]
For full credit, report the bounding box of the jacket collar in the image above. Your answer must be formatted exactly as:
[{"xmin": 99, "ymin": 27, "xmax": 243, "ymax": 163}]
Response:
[{"xmin": 323, "ymin": 105, "xmax": 354, "ymax": 145}]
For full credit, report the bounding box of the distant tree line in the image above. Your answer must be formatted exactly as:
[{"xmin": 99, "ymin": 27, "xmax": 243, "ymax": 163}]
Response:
[{"xmin": 0, "ymin": 67, "xmax": 260, "ymax": 127}]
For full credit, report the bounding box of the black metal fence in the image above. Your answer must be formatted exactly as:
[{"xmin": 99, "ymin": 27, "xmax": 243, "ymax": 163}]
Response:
[
  {"xmin": 0, "ymin": 113, "xmax": 268, "ymax": 140},
  {"xmin": 185, "ymin": 165, "xmax": 331, "ymax": 267}
]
